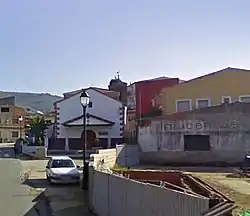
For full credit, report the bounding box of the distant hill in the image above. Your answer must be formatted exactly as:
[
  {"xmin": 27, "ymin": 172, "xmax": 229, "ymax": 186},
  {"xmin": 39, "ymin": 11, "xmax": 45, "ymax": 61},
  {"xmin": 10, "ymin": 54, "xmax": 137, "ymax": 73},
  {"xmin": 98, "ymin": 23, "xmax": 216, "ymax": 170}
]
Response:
[{"xmin": 0, "ymin": 91, "xmax": 62, "ymax": 113}]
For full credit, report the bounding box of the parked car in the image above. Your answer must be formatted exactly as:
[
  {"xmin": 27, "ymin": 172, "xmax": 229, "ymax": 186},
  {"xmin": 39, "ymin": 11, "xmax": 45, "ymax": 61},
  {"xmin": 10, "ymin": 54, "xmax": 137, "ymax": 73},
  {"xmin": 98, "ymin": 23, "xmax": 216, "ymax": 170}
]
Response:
[
  {"xmin": 241, "ymin": 155, "xmax": 250, "ymax": 172},
  {"xmin": 46, "ymin": 156, "xmax": 80, "ymax": 184}
]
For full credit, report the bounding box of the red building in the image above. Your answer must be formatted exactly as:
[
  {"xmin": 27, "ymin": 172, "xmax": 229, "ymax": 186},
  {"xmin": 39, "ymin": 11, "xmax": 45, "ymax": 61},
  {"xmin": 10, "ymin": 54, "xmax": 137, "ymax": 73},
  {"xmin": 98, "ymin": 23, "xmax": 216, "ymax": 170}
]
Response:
[{"xmin": 135, "ymin": 78, "xmax": 180, "ymax": 117}]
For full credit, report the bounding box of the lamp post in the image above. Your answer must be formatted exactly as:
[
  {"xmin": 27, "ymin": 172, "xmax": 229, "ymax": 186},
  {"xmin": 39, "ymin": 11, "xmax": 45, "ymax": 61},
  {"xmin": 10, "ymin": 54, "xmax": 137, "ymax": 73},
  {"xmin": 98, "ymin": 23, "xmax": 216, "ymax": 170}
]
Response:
[
  {"xmin": 18, "ymin": 116, "xmax": 23, "ymax": 139},
  {"xmin": 24, "ymin": 124, "xmax": 31, "ymax": 143},
  {"xmin": 80, "ymin": 91, "xmax": 90, "ymax": 190}
]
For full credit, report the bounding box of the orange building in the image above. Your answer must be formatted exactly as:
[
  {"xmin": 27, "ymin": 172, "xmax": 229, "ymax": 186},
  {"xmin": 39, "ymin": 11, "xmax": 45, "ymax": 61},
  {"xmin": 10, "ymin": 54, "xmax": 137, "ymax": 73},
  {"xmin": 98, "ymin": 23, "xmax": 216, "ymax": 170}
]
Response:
[{"xmin": 0, "ymin": 105, "xmax": 29, "ymax": 142}]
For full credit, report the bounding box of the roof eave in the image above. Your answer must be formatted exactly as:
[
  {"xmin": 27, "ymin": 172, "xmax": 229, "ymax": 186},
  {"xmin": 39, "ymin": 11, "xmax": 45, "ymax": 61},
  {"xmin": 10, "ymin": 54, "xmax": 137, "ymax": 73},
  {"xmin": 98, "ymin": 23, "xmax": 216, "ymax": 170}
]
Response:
[{"xmin": 63, "ymin": 122, "xmax": 114, "ymax": 127}]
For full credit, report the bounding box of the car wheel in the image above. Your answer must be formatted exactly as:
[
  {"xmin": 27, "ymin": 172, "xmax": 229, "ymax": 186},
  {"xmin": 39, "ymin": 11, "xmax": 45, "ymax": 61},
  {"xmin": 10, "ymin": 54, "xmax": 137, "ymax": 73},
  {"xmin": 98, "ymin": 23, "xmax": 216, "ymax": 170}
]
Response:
[{"xmin": 46, "ymin": 175, "xmax": 52, "ymax": 184}]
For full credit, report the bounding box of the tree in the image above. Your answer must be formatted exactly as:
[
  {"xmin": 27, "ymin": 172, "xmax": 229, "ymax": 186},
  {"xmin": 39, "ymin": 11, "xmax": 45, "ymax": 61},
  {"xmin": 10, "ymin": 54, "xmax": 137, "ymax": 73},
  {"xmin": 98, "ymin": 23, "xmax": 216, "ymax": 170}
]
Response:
[
  {"xmin": 29, "ymin": 116, "xmax": 48, "ymax": 146},
  {"xmin": 141, "ymin": 107, "xmax": 162, "ymax": 118}
]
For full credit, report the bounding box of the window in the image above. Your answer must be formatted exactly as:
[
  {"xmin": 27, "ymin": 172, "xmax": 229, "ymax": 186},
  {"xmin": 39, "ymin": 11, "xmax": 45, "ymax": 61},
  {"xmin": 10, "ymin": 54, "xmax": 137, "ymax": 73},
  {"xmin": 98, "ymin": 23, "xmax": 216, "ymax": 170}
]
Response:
[
  {"xmin": 222, "ymin": 96, "xmax": 232, "ymax": 104},
  {"xmin": 176, "ymin": 100, "xmax": 191, "ymax": 112},
  {"xmin": 1, "ymin": 107, "xmax": 10, "ymax": 112},
  {"xmin": 184, "ymin": 135, "xmax": 210, "ymax": 151},
  {"xmin": 98, "ymin": 131, "xmax": 108, "ymax": 136},
  {"xmin": 45, "ymin": 120, "xmax": 52, "ymax": 125},
  {"xmin": 239, "ymin": 95, "xmax": 250, "ymax": 103},
  {"xmin": 51, "ymin": 159, "xmax": 75, "ymax": 168},
  {"xmin": 196, "ymin": 99, "xmax": 210, "ymax": 109},
  {"xmin": 12, "ymin": 131, "xmax": 19, "ymax": 138}
]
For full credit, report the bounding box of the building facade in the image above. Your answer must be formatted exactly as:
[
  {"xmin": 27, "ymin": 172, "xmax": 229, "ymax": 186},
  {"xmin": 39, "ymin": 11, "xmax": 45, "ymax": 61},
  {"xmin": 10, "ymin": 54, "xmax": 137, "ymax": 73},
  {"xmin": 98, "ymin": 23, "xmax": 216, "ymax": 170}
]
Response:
[
  {"xmin": 0, "ymin": 96, "xmax": 15, "ymax": 106},
  {"xmin": 133, "ymin": 78, "xmax": 180, "ymax": 117},
  {"xmin": 159, "ymin": 67, "xmax": 250, "ymax": 115},
  {"xmin": 0, "ymin": 105, "xmax": 27, "ymax": 142},
  {"xmin": 52, "ymin": 87, "xmax": 126, "ymax": 151},
  {"xmin": 126, "ymin": 77, "xmax": 180, "ymax": 139},
  {"xmin": 138, "ymin": 103, "xmax": 250, "ymax": 165},
  {"xmin": 127, "ymin": 83, "xmax": 136, "ymax": 110},
  {"xmin": 124, "ymin": 109, "xmax": 137, "ymax": 139}
]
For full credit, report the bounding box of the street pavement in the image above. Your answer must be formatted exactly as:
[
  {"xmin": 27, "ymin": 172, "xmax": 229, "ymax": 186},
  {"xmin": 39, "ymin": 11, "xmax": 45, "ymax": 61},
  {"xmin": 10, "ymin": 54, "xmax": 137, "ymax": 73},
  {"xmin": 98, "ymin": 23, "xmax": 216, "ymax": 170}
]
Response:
[
  {"xmin": 0, "ymin": 146, "xmax": 92, "ymax": 216},
  {"xmin": 20, "ymin": 157, "xmax": 91, "ymax": 216},
  {"xmin": 0, "ymin": 146, "xmax": 42, "ymax": 216}
]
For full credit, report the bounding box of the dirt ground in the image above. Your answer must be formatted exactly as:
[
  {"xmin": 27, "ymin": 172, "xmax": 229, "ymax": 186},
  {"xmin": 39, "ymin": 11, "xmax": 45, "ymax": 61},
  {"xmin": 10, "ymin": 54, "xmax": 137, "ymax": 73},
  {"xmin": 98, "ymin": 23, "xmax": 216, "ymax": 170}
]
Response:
[{"xmin": 195, "ymin": 171, "xmax": 250, "ymax": 216}]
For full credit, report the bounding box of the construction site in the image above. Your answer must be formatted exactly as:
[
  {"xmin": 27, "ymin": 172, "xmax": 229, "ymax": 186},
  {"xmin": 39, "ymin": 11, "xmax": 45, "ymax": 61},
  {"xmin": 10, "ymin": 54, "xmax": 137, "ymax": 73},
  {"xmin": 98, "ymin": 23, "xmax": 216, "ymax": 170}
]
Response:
[
  {"xmin": 114, "ymin": 168, "xmax": 250, "ymax": 216},
  {"xmin": 90, "ymin": 147, "xmax": 250, "ymax": 215}
]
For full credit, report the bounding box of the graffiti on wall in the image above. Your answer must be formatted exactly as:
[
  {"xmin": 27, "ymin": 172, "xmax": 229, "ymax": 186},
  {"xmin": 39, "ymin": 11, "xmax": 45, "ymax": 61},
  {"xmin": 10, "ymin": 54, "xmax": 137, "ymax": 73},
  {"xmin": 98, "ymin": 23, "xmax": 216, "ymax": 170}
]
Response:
[{"xmin": 162, "ymin": 120, "xmax": 237, "ymax": 132}]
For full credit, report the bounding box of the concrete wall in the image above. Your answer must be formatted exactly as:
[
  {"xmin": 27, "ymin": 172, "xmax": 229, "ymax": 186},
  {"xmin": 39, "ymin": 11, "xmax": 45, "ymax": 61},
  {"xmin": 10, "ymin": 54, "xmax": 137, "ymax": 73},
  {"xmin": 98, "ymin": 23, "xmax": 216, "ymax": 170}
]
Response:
[
  {"xmin": 88, "ymin": 166, "xmax": 209, "ymax": 216},
  {"xmin": 140, "ymin": 151, "xmax": 247, "ymax": 165},
  {"xmin": 22, "ymin": 145, "xmax": 47, "ymax": 159},
  {"xmin": 89, "ymin": 144, "xmax": 140, "ymax": 169},
  {"xmin": 22, "ymin": 144, "xmax": 36, "ymax": 156},
  {"xmin": 116, "ymin": 144, "xmax": 139, "ymax": 167},
  {"xmin": 90, "ymin": 149, "xmax": 117, "ymax": 169},
  {"xmin": 138, "ymin": 113, "xmax": 250, "ymax": 164}
]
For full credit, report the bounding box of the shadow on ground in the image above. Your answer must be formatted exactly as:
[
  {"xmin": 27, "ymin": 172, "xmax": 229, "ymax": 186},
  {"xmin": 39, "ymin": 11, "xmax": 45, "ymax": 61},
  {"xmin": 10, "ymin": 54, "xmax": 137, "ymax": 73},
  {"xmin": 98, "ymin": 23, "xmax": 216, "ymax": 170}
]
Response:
[
  {"xmin": 134, "ymin": 166, "xmax": 238, "ymax": 173},
  {"xmin": 22, "ymin": 178, "xmax": 93, "ymax": 216},
  {"xmin": 19, "ymin": 154, "xmax": 47, "ymax": 161},
  {"xmin": 226, "ymin": 172, "xmax": 245, "ymax": 178}
]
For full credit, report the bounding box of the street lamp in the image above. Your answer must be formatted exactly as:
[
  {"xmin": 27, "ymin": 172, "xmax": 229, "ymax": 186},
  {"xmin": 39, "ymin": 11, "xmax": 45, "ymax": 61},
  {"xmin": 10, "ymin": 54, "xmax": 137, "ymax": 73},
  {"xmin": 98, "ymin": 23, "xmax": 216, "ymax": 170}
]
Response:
[
  {"xmin": 80, "ymin": 91, "xmax": 90, "ymax": 190},
  {"xmin": 18, "ymin": 116, "xmax": 23, "ymax": 139}
]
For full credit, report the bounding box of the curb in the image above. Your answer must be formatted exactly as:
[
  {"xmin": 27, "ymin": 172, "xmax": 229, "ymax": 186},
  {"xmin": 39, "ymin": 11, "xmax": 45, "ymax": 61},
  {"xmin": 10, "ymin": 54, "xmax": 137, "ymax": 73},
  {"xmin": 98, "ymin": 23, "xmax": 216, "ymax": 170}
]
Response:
[{"xmin": 19, "ymin": 169, "xmax": 54, "ymax": 216}]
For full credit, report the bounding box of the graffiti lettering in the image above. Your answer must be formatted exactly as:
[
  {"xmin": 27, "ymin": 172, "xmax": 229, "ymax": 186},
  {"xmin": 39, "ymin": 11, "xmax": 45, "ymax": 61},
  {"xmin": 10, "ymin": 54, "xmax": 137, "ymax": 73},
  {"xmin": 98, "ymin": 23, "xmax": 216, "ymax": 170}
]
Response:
[
  {"xmin": 220, "ymin": 120, "xmax": 237, "ymax": 129},
  {"xmin": 186, "ymin": 123, "xmax": 193, "ymax": 129},
  {"xmin": 164, "ymin": 123, "xmax": 175, "ymax": 131},
  {"xmin": 162, "ymin": 120, "xmax": 238, "ymax": 132},
  {"xmin": 196, "ymin": 122, "xmax": 203, "ymax": 129}
]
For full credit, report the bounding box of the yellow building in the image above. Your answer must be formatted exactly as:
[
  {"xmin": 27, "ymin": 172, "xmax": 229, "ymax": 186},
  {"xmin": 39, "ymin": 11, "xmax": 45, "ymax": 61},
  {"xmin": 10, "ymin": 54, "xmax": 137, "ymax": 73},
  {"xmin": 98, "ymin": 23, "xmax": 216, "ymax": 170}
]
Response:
[
  {"xmin": 159, "ymin": 67, "xmax": 250, "ymax": 115},
  {"xmin": 44, "ymin": 112, "xmax": 56, "ymax": 125},
  {"xmin": 0, "ymin": 105, "xmax": 27, "ymax": 142}
]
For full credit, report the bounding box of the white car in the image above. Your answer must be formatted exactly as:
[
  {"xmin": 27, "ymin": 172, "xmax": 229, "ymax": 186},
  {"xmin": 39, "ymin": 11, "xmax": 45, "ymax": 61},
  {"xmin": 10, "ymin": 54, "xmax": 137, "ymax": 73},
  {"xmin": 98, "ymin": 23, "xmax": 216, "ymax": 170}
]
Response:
[{"xmin": 46, "ymin": 156, "xmax": 80, "ymax": 184}]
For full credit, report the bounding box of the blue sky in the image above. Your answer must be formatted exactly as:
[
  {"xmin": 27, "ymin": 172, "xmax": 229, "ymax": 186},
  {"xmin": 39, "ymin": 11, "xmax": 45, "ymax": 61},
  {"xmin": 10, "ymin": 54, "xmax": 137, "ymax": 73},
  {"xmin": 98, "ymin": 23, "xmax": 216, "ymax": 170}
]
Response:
[{"xmin": 0, "ymin": 0, "xmax": 250, "ymax": 95}]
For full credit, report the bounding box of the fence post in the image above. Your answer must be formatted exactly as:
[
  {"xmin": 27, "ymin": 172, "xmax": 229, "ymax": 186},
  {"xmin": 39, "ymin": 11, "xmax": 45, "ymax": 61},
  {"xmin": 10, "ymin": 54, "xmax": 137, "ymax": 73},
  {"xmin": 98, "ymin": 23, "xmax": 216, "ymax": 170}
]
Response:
[
  {"xmin": 125, "ymin": 144, "xmax": 128, "ymax": 167},
  {"xmin": 88, "ymin": 165, "xmax": 95, "ymax": 213},
  {"xmin": 107, "ymin": 172, "xmax": 110, "ymax": 216}
]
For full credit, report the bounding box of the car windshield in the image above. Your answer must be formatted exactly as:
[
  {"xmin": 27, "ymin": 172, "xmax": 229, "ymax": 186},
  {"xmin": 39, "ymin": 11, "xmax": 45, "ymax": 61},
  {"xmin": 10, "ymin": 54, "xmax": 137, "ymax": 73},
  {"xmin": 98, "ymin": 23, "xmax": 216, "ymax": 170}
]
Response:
[{"xmin": 51, "ymin": 159, "xmax": 75, "ymax": 168}]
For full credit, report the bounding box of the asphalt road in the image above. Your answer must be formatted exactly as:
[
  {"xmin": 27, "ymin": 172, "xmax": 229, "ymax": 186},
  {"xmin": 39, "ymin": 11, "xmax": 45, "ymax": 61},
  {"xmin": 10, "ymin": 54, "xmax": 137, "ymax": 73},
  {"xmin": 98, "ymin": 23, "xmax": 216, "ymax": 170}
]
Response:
[{"xmin": 0, "ymin": 147, "xmax": 41, "ymax": 216}]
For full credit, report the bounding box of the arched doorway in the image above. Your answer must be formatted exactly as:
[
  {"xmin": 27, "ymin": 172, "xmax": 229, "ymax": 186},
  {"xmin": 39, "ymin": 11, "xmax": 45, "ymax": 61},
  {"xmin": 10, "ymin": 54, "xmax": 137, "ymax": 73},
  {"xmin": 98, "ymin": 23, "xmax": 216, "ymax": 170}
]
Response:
[{"xmin": 81, "ymin": 130, "xmax": 97, "ymax": 150}]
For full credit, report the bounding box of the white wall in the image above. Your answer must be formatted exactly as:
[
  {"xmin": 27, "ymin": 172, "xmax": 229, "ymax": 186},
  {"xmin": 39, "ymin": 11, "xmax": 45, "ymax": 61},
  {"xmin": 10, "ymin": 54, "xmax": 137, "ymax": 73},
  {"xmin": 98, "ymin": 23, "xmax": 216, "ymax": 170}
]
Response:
[
  {"xmin": 57, "ymin": 88, "xmax": 123, "ymax": 138},
  {"xmin": 90, "ymin": 148, "xmax": 117, "ymax": 169},
  {"xmin": 22, "ymin": 145, "xmax": 36, "ymax": 156},
  {"xmin": 138, "ymin": 126, "xmax": 158, "ymax": 152},
  {"xmin": 89, "ymin": 168, "xmax": 209, "ymax": 216}
]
